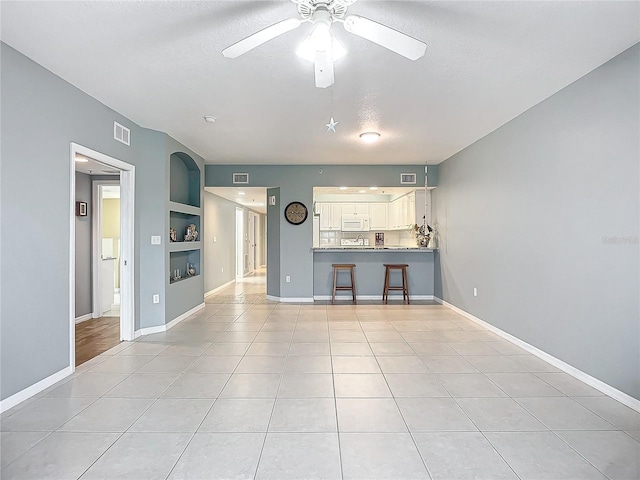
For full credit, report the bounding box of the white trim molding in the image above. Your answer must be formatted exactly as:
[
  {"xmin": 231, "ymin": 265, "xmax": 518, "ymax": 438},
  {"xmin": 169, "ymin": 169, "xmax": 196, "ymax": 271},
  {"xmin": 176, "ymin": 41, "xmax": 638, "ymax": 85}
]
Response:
[
  {"xmin": 266, "ymin": 295, "xmax": 315, "ymax": 303},
  {"xmin": 0, "ymin": 366, "xmax": 73, "ymax": 414},
  {"xmin": 435, "ymin": 297, "xmax": 640, "ymax": 413},
  {"xmin": 205, "ymin": 280, "xmax": 235, "ymax": 297},
  {"xmin": 135, "ymin": 302, "xmax": 205, "ymax": 338},
  {"xmin": 75, "ymin": 313, "xmax": 93, "ymax": 324}
]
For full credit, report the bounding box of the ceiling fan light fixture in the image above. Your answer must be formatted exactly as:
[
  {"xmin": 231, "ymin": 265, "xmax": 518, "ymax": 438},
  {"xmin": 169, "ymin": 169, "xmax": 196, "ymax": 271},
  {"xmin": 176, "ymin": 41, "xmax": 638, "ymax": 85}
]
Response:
[
  {"xmin": 360, "ymin": 131, "xmax": 381, "ymax": 143},
  {"xmin": 296, "ymin": 32, "xmax": 346, "ymax": 63}
]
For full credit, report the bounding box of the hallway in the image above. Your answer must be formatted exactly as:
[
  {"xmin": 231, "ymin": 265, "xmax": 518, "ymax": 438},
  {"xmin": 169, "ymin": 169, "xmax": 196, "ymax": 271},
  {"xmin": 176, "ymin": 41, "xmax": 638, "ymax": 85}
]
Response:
[{"xmin": 1, "ymin": 271, "xmax": 638, "ymax": 479}]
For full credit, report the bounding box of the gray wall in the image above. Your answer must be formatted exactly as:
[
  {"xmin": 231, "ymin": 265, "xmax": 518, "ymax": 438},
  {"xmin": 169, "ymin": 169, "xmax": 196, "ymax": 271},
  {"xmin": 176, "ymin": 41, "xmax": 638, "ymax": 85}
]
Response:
[
  {"xmin": 203, "ymin": 191, "xmax": 238, "ymax": 293},
  {"xmin": 1, "ymin": 43, "xmax": 204, "ymax": 401},
  {"xmin": 75, "ymin": 172, "xmax": 93, "ymax": 317},
  {"xmin": 433, "ymin": 44, "xmax": 639, "ymax": 399},
  {"xmin": 206, "ymin": 165, "xmax": 436, "ymax": 299}
]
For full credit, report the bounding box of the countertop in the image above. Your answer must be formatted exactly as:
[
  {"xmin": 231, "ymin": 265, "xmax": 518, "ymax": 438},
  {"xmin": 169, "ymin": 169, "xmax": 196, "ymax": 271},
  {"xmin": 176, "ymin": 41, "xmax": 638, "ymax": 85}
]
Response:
[{"xmin": 313, "ymin": 246, "xmax": 436, "ymax": 252}]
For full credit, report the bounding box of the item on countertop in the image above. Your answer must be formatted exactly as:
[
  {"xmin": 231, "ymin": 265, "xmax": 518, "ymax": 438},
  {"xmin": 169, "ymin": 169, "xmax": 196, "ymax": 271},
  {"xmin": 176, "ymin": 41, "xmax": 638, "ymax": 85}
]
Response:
[
  {"xmin": 375, "ymin": 232, "xmax": 385, "ymax": 246},
  {"xmin": 184, "ymin": 224, "xmax": 198, "ymax": 241},
  {"xmin": 169, "ymin": 228, "xmax": 177, "ymax": 242},
  {"xmin": 410, "ymin": 221, "xmax": 433, "ymax": 247}
]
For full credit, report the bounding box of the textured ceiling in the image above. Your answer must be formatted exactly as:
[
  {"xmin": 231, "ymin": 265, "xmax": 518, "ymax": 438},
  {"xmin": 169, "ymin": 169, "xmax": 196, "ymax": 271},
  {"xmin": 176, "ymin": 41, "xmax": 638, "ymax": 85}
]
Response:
[{"xmin": 2, "ymin": 1, "xmax": 638, "ymax": 165}]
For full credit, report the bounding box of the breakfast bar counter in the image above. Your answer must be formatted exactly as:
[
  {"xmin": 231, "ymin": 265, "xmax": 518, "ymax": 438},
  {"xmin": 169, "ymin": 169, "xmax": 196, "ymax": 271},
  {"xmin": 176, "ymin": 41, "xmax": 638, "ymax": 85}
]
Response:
[{"xmin": 313, "ymin": 247, "xmax": 436, "ymax": 300}]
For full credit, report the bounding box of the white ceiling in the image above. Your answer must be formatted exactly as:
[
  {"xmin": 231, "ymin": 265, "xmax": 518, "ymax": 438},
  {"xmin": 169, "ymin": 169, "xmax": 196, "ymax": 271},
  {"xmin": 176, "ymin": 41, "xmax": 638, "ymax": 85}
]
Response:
[
  {"xmin": 75, "ymin": 154, "xmax": 121, "ymax": 176},
  {"xmin": 205, "ymin": 187, "xmax": 268, "ymax": 214},
  {"xmin": 2, "ymin": 1, "xmax": 638, "ymax": 165}
]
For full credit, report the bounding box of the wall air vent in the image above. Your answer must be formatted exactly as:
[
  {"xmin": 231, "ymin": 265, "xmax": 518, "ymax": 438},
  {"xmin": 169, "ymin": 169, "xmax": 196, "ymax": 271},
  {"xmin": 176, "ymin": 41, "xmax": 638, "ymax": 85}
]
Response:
[
  {"xmin": 233, "ymin": 173, "xmax": 249, "ymax": 184},
  {"xmin": 114, "ymin": 121, "xmax": 130, "ymax": 146},
  {"xmin": 400, "ymin": 173, "xmax": 417, "ymax": 185}
]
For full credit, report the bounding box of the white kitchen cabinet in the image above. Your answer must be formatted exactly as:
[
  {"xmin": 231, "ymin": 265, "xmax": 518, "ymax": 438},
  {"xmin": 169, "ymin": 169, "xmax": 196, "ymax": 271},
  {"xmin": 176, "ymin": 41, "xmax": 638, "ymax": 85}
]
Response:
[
  {"xmin": 388, "ymin": 191, "xmax": 427, "ymax": 230},
  {"xmin": 341, "ymin": 203, "xmax": 369, "ymax": 217},
  {"xmin": 369, "ymin": 203, "xmax": 388, "ymax": 230},
  {"xmin": 318, "ymin": 203, "xmax": 342, "ymax": 230}
]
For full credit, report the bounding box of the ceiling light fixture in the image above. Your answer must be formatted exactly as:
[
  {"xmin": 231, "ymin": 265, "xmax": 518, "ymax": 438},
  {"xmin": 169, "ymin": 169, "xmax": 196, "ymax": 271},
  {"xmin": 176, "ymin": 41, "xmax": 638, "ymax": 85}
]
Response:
[
  {"xmin": 238, "ymin": 191, "xmax": 245, "ymax": 195},
  {"xmin": 203, "ymin": 115, "xmax": 216, "ymax": 123},
  {"xmin": 358, "ymin": 190, "xmax": 366, "ymax": 193},
  {"xmin": 369, "ymin": 187, "xmax": 378, "ymax": 191},
  {"xmin": 359, "ymin": 132, "xmax": 381, "ymax": 143},
  {"xmin": 75, "ymin": 155, "xmax": 88, "ymax": 163},
  {"xmin": 339, "ymin": 186, "xmax": 348, "ymax": 190}
]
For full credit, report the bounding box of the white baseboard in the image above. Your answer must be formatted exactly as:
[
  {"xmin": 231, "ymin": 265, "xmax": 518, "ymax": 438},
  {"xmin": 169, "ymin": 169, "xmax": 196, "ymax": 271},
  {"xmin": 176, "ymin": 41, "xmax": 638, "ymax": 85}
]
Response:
[
  {"xmin": 0, "ymin": 366, "xmax": 73, "ymax": 414},
  {"xmin": 266, "ymin": 295, "xmax": 315, "ymax": 303},
  {"xmin": 435, "ymin": 297, "xmax": 640, "ymax": 413},
  {"xmin": 314, "ymin": 295, "xmax": 435, "ymax": 301},
  {"xmin": 205, "ymin": 279, "xmax": 235, "ymax": 297},
  {"xmin": 135, "ymin": 302, "xmax": 206, "ymax": 338},
  {"xmin": 75, "ymin": 313, "xmax": 93, "ymax": 324}
]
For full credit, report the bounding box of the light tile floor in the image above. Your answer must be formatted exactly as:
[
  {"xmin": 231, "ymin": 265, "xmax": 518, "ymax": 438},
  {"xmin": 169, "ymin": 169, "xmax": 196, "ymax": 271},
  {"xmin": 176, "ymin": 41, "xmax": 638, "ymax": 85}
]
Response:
[{"xmin": 2, "ymin": 269, "xmax": 639, "ymax": 479}]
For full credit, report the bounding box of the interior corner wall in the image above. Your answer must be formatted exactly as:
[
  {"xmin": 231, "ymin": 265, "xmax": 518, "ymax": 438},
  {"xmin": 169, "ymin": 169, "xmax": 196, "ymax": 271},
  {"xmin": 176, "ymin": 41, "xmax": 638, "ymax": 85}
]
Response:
[
  {"xmin": 0, "ymin": 42, "xmax": 201, "ymax": 403},
  {"xmin": 267, "ymin": 188, "xmax": 281, "ymax": 298},
  {"xmin": 75, "ymin": 172, "xmax": 93, "ymax": 317},
  {"xmin": 432, "ymin": 44, "xmax": 640, "ymax": 399},
  {"xmin": 203, "ymin": 191, "xmax": 237, "ymax": 293}
]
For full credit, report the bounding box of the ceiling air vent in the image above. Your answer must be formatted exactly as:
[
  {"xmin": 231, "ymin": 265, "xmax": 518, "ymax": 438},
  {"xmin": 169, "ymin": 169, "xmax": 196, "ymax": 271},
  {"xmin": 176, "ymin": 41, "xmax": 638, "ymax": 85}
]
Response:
[
  {"xmin": 233, "ymin": 173, "xmax": 249, "ymax": 184},
  {"xmin": 400, "ymin": 173, "xmax": 417, "ymax": 185},
  {"xmin": 113, "ymin": 121, "xmax": 130, "ymax": 146}
]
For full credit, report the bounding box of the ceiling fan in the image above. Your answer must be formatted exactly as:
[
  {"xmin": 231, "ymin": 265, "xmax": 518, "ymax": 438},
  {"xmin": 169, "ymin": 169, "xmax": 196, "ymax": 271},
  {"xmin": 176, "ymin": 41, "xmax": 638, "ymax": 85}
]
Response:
[{"xmin": 222, "ymin": 0, "xmax": 427, "ymax": 88}]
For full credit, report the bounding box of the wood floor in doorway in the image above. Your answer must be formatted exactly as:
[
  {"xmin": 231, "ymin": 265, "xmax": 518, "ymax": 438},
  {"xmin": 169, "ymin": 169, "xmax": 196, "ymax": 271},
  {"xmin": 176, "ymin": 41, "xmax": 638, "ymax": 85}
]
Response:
[{"xmin": 75, "ymin": 317, "xmax": 121, "ymax": 366}]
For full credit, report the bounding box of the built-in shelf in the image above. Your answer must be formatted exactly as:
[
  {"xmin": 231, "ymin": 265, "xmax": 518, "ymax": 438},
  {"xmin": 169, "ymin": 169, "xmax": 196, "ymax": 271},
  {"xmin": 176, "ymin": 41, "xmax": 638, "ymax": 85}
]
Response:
[
  {"xmin": 169, "ymin": 273, "xmax": 200, "ymax": 285},
  {"xmin": 168, "ymin": 201, "xmax": 200, "ymax": 216},
  {"xmin": 170, "ymin": 153, "xmax": 201, "ymax": 208},
  {"xmin": 169, "ymin": 241, "xmax": 201, "ymax": 253},
  {"xmin": 169, "ymin": 249, "xmax": 200, "ymax": 285},
  {"xmin": 170, "ymin": 211, "xmax": 200, "ymax": 243}
]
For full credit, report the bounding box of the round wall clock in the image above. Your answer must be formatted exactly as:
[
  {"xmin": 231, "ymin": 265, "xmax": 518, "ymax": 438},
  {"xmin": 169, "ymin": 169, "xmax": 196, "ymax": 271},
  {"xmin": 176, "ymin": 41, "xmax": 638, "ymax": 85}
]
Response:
[{"xmin": 284, "ymin": 201, "xmax": 308, "ymax": 225}]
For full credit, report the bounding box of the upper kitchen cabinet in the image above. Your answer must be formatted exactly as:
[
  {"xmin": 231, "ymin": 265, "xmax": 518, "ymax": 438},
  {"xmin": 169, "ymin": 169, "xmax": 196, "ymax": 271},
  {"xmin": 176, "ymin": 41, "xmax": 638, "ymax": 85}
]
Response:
[
  {"xmin": 369, "ymin": 203, "xmax": 388, "ymax": 230},
  {"xmin": 318, "ymin": 202, "xmax": 342, "ymax": 230},
  {"xmin": 341, "ymin": 203, "xmax": 369, "ymax": 217}
]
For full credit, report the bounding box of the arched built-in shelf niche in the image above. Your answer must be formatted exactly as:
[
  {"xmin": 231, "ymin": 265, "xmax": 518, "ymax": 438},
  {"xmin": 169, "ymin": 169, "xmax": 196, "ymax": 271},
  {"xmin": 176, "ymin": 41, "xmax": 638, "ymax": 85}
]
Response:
[{"xmin": 170, "ymin": 152, "xmax": 200, "ymax": 208}]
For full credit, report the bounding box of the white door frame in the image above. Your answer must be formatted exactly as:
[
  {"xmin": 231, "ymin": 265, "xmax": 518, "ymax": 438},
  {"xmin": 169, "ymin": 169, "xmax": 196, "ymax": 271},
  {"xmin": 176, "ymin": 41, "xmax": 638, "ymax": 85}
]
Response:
[
  {"xmin": 69, "ymin": 143, "xmax": 135, "ymax": 371},
  {"xmin": 248, "ymin": 211, "xmax": 257, "ymax": 275},
  {"xmin": 92, "ymin": 179, "xmax": 120, "ymax": 318},
  {"xmin": 235, "ymin": 207, "xmax": 244, "ymax": 279}
]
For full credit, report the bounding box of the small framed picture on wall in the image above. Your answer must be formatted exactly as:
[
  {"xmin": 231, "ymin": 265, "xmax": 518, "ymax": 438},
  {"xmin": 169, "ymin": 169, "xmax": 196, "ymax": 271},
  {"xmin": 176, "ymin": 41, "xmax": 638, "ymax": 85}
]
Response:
[{"xmin": 76, "ymin": 201, "xmax": 87, "ymax": 217}]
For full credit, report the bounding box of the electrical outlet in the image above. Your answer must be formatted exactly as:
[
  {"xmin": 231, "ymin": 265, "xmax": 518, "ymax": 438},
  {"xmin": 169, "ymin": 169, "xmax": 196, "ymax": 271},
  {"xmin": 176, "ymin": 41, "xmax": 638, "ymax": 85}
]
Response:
[
  {"xmin": 153, "ymin": 294, "xmax": 160, "ymax": 304},
  {"xmin": 473, "ymin": 288, "xmax": 478, "ymax": 297},
  {"xmin": 286, "ymin": 275, "xmax": 291, "ymax": 283}
]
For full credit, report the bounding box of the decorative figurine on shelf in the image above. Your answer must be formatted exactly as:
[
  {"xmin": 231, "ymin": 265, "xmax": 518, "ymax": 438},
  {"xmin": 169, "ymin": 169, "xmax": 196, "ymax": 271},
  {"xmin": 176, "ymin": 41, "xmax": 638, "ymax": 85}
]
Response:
[
  {"xmin": 171, "ymin": 269, "xmax": 182, "ymax": 282},
  {"xmin": 169, "ymin": 228, "xmax": 177, "ymax": 242},
  {"xmin": 184, "ymin": 224, "xmax": 198, "ymax": 242},
  {"xmin": 410, "ymin": 217, "xmax": 434, "ymax": 248},
  {"xmin": 186, "ymin": 262, "xmax": 196, "ymax": 277}
]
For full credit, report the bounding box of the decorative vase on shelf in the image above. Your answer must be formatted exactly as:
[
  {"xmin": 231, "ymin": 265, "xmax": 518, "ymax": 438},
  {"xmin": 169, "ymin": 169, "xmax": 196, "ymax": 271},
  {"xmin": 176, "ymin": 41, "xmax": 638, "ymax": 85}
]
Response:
[
  {"xmin": 169, "ymin": 228, "xmax": 177, "ymax": 242},
  {"xmin": 184, "ymin": 224, "xmax": 198, "ymax": 242},
  {"xmin": 187, "ymin": 263, "xmax": 196, "ymax": 277}
]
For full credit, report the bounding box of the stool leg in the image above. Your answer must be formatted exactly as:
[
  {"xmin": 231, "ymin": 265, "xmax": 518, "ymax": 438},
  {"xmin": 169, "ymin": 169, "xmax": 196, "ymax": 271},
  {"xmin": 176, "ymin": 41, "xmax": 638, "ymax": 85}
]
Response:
[
  {"xmin": 403, "ymin": 267, "xmax": 410, "ymax": 304},
  {"xmin": 332, "ymin": 267, "xmax": 337, "ymax": 305},
  {"xmin": 351, "ymin": 267, "xmax": 357, "ymax": 304},
  {"xmin": 383, "ymin": 267, "xmax": 389, "ymax": 304}
]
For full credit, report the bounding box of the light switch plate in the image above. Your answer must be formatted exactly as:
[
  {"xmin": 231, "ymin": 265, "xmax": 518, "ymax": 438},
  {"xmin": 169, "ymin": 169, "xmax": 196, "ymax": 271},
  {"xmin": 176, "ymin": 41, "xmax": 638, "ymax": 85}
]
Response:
[
  {"xmin": 151, "ymin": 235, "xmax": 161, "ymax": 245},
  {"xmin": 152, "ymin": 294, "xmax": 160, "ymax": 304}
]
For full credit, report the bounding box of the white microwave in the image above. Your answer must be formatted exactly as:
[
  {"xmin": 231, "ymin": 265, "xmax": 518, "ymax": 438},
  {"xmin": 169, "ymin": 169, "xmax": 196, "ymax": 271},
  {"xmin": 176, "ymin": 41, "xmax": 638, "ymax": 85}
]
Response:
[{"xmin": 341, "ymin": 217, "xmax": 370, "ymax": 232}]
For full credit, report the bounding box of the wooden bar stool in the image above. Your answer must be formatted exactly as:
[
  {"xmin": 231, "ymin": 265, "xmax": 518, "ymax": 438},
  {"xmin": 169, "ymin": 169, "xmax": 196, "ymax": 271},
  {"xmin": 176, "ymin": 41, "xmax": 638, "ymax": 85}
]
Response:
[
  {"xmin": 382, "ymin": 264, "xmax": 410, "ymax": 304},
  {"xmin": 332, "ymin": 264, "xmax": 357, "ymax": 304}
]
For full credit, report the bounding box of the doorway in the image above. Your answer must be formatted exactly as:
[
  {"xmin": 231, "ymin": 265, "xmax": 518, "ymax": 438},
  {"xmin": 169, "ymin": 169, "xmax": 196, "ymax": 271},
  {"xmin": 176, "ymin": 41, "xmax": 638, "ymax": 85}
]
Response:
[{"xmin": 70, "ymin": 143, "xmax": 135, "ymax": 369}]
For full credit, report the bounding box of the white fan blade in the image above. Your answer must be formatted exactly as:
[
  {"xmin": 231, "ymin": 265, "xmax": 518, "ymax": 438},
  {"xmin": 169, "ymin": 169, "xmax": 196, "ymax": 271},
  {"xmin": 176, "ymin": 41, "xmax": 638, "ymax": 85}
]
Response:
[
  {"xmin": 222, "ymin": 18, "xmax": 302, "ymax": 58},
  {"xmin": 314, "ymin": 50, "xmax": 334, "ymax": 88},
  {"xmin": 343, "ymin": 15, "xmax": 426, "ymax": 61}
]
